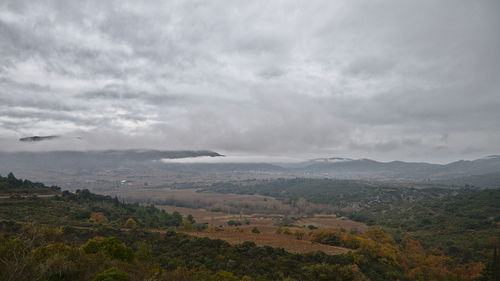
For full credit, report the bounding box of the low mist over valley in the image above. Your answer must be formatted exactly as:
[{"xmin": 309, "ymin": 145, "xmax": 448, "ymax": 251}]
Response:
[{"xmin": 1, "ymin": 149, "xmax": 500, "ymax": 190}]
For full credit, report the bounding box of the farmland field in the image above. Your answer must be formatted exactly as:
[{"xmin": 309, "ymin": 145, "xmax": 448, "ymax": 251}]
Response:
[{"xmin": 158, "ymin": 204, "xmax": 367, "ymax": 254}]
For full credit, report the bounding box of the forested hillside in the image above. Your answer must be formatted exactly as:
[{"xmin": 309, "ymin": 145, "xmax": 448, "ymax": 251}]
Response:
[
  {"xmin": 201, "ymin": 178, "xmax": 500, "ymax": 279},
  {"xmin": 0, "ymin": 172, "xmax": 60, "ymax": 194},
  {"xmin": 201, "ymin": 178, "xmax": 471, "ymax": 211},
  {"xmin": 352, "ymin": 188, "xmax": 500, "ymax": 262},
  {"xmin": 0, "ymin": 174, "xmax": 498, "ymax": 280}
]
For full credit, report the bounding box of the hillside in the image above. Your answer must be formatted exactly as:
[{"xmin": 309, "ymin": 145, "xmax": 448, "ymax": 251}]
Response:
[
  {"xmin": 0, "ymin": 174, "xmax": 491, "ymax": 280},
  {"xmin": 202, "ymin": 178, "xmax": 500, "ymax": 264},
  {"xmin": 352, "ymin": 189, "xmax": 500, "ymax": 261},
  {"xmin": 201, "ymin": 178, "xmax": 472, "ymax": 212},
  {"xmin": 0, "ymin": 172, "xmax": 60, "ymax": 195},
  {"xmin": 299, "ymin": 155, "xmax": 500, "ymax": 186},
  {"xmin": 3, "ymin": 152, "xmax": 500, "ymax": 193}
]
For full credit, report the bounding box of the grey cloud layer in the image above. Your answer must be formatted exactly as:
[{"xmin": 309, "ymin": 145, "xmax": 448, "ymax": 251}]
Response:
[{"xmin": 0, "ymin": 0, "xmax": 499, "ymax": 162}]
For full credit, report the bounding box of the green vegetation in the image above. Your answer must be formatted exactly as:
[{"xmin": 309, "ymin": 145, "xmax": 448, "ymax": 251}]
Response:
[
  {"xmin": 204, "ymin": 178, "xmax": 500, "ymax": 262},
  {"xmin": 481, "ymin": 245, "xmax": 500, "ymax": 281},
  {"xmin": 352, "ymin": 188, "xmax": 500, "ymax": 262},
  {"xmin": 0, "ymin": 221, "xmax": 488, "ymax": 281},
  {"xmin": 0, "ymin": 172, "xmax": 60, "ymax": 194},
  {"xmin": 251, "ymin": 227, "xmax": 260, "ymax": 234},
  {"xmin": 0, "ymin": 171, "xmax": 182, "ymax": 229},
  {"xmin": 227, "ymin": 220, "xmax": 242, "ymax": 227},
  {"xmin": 202, "ymin": 178, "xmax": 471, "ymax": 210},
  {"xmin": 0, "ymin": 221, "xmax": 371, "ymax": 281},
  {"xmin": 0, "ymin": 173, "xmax": 497, "ymax": 280},
  {"xmin": 202, "ymin": 177, "xmax": 500, "ymax": 279},
  {"xmin": 0, "ymin": 188, "xmax": 182, "ymax": 228}
]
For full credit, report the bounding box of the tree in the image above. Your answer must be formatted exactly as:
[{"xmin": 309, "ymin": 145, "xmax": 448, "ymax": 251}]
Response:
[
  {"xmin": 135, "ymin": 242, "xmax": 153, "ymax": 262},
  {"xmin": 84, "ymin": 237, "xmax": 134, "ymax": 263},
  {"xmin": 172, "ymin": 211, "xmax": 182, "ymax": 226},
  {"xmin": 124, "ymin": 218, "xmax": 137, "ymax": 229},
  {"xmin": 7, "ymin": 172, "xmax": 21, "ymax": 187},
  {"xmin": 180, "ymin": 220, "xmax": 193, "ymax": 231},
  {"xmin": 0, "ymin": 235, "xmax": 35, "ymax": 280},
  {"xmin": 90, "ymin": 212, "xmax": 108, "ymax": 224},
  {"xmin": 251, "ymin": 227, "xmax": 260, "ymax": 234},
  {"xmin": 227, "ymin": 220, "xmax": 242, "ymax": 227},
  {"xmin": 310, "ymin": 229, "xmax": 343, "ymax": 246}
]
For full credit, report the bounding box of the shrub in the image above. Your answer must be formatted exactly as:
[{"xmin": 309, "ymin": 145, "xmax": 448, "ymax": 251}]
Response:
[
  {"xmin": 124, "ymin": 218, "xmax": 137, "ymax": 228},
  {"xmin": 227, "ymin": 220, "xmax": 242, "ymax": 227},
  {"xmin": 251, "ymin": 227, "xmax": 260, "ymax": 234},
  {"xmin": 92, "ymin": 267, "xmax": 130, "ymax": 281},
  {"xmin": 90, "ymin": 212, "xmax": 108, "ymax": 224},
  {"xmin": 180, "ymin": 220, "xmax": 193, "ymax": 230},
  {"xmin": 193, "ymin": 223, "xmax": 208, "ymax": 231},
  {"xmin": 294, "ymin": 230, "xmax": 305, "ymax": 240}
]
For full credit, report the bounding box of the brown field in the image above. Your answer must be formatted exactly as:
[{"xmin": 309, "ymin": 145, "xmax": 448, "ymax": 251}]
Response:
[
  {"xmin": 158, "ymin": 205, "xmax": 282, "ymax": 228},
  {"xmin": 158, "ymin": 205, "xmax": 367, "ymax": 255},
  {"xmin": 108, "ymin": 187, "xmax": 366, "ymax": 255},
  {"xmin": 159, "ymin": 205, "xmax": 368, "ymax": 232},
  {"xmin": 181, "ymin": 229, "xmax": 350, "ymax": 255},
  {"xmin": 296, "ymin": 216, "xmax": 368, "ymax": 233}
]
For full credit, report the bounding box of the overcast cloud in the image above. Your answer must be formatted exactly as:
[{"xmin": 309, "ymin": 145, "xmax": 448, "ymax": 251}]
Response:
[{"xmin": 0, "ymin": 0, "xmax": 499, "ymax": 162}]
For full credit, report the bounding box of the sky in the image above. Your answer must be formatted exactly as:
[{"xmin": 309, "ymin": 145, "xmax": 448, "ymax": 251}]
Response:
[{"xmin": 0, "ymin": 0, "xmax": 499, "ymax": 163}]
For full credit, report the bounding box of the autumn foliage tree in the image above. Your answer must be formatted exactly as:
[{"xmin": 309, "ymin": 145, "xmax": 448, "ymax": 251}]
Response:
[
  {"xmin": 125, "ymin": 218, "xmax": 137, "ymax": 228},
  {"xmin": 90, "ymin": 212, "xmax": 108, "ymax": 224}
]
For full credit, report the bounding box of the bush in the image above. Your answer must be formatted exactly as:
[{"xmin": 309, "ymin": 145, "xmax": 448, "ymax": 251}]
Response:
[
  {"xmin": 251, "ymin": 227, "xmax": 260, "ymax": 234},
  {"xmin": 194, "ymin": 223, "xmax": 208, "ymax": 231},
  {"xmin": 100, "ymin": 237, "xmax": 134, "ymax": 263},
  {"xmin": 92, "ymin": 267, "xmax": 130, "ymax": 281},
  {"xmin": 294, "ymin": 230, "xmax": 305, "ymax": 240},
  {"xmin": 84, "ymin": 237, "xmax": 134, "ymax": 263},
  {"xmin": 310, "ymin": 230, "xmax": 343, "ymax": 246},
  {"xmin": 124, "ymin": 218, "xmax": 137, "ymax": 228},
  {"xmin": 90, "ymin": 212, "xmax": 108, "ymax": 224},
  {"xmin": 227, "ymin": 220, "xmax": 242, "ymax": 227}
]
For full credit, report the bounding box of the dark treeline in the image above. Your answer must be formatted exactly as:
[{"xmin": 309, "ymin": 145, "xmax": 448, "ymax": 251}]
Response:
[
  {"xmin": 0, "ymin": 172, "xmax": 60, "ymax": 194},
  {"xmin": 201, "ymin": 178, "xmax": 472, "ymax": 210}
]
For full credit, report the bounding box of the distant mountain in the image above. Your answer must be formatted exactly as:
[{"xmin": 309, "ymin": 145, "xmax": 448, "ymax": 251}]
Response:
[
  {"xmin": 19, "ymin": 135, "xmax": 59, "ymax": 142},
  {"xmin": 301, "ymin": 158, "xmax": 438, "ymax": 178},
  {"xmin": 298, "ymin": 155, "xmax": 500, "ymax": 186},
  {"xmin": 440, "ymin": 155, "xmax": 500, "ymax": 176},
  {"xmin": 1, "ymin": 150, "xmax": 499, "ymax": 189},
  {"xmin": 0, "ymin": 149, "xmax": 226, "ymax": 188}
]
